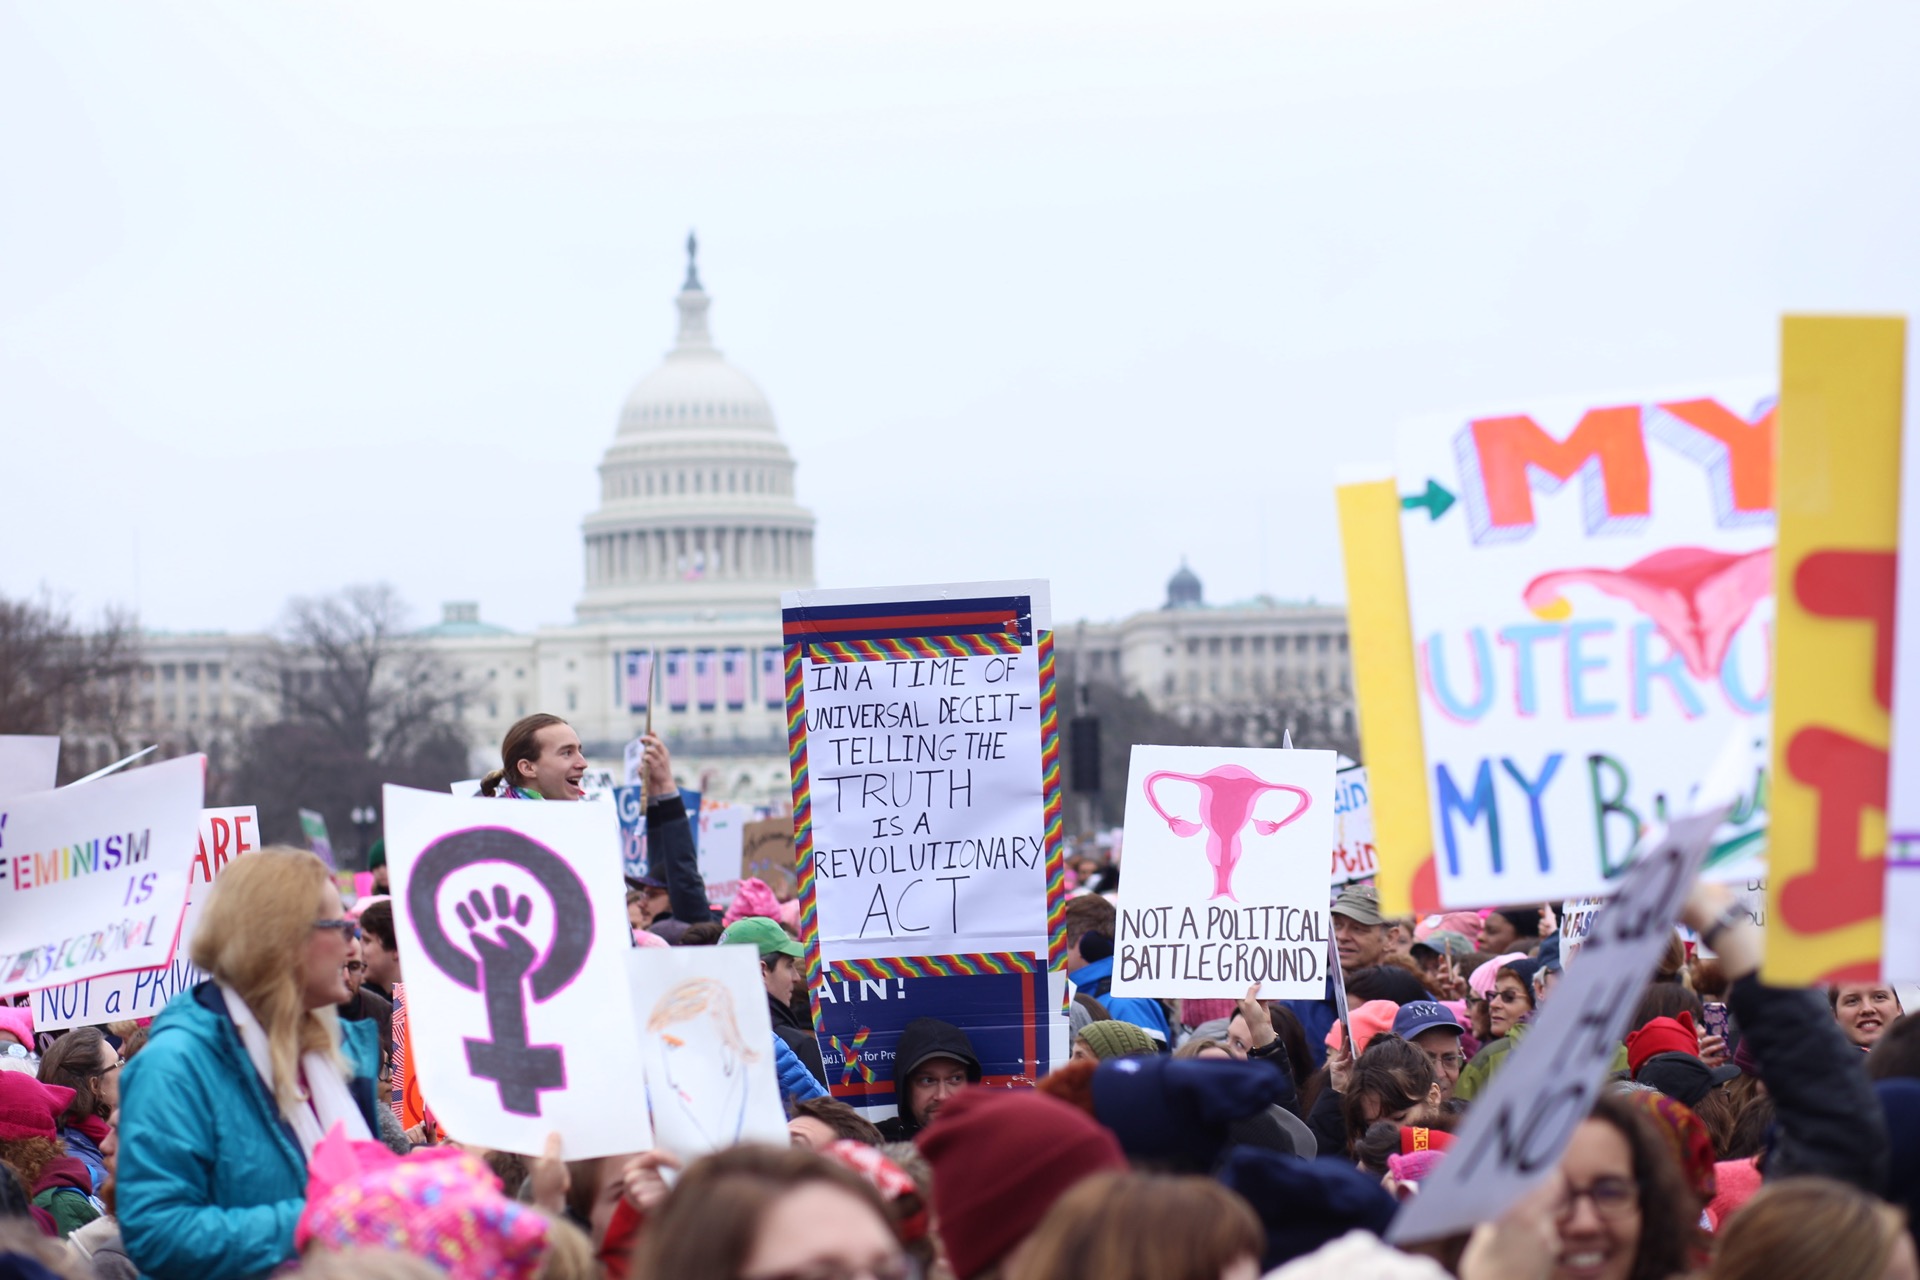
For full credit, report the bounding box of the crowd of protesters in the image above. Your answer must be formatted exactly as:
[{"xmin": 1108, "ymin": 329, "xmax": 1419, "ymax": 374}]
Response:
[{"xmin": 3, "ymin": 711, "xmax": 1918, "ymax": 1280}]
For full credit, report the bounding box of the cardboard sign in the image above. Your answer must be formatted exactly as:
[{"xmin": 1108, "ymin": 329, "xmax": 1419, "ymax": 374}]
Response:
[
  {"xmin": 1389, "ymin": 806, "xmax": 1726, "ymax": 1245},
  {"xmin": 0, "ymin": 754, "xmax": 205, "ymax": 992},
  {"xmin": 1765, "ymin": 317, "xmax": 1903, "ymax": 984},
  {"xmin": 813, "ymin": 962, "xmax": 1049, "ymax": 1121},
  {"xmin": 299, "ymin": 808, "xmax": 335, "ymax": 868},
  {"xmin": 742, "ymin": 817, "xmax": 798, "ymax": 899},
  {"xmin": 382, "ymin": 784, "xmax": 651, "ymax": 1158},
  {"xmin": 0, "ymin": 737, "xmax": 59, "ymax": 801},
  {"xmin": 34, "ymin": 807, "xmax": 260, "ymax": 1030},
  {"xmin": 1336, "ymin": 475, "xmax": 1440, "ymax": 916},
  {"xmin": 782, "ymin": 580, "xmax": 1058, "ymax": 964},
  {"xmin": 627, "ymin": 944, "xmax": 787, "ymax": 1156},
  {"xmin": 1110, "ymin": 745, "xmax": 1337, "ymax": 1001},
  {"xmin": 1331, "ymin": 765, "xmax": 1377, "ymax": 885},
  {"xmin": 1395, "ymin": 387, "xmax": 1774, "ymax": 907}
]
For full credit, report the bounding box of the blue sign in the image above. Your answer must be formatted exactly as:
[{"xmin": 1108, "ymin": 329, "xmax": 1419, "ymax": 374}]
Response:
[
  {"xmin": 812, "ymin": 966, "xmax": 1049, "ymax": 1118},
  {"xmin": 615, "ymin": 786, "xmax": 702, "ymax": 882}
]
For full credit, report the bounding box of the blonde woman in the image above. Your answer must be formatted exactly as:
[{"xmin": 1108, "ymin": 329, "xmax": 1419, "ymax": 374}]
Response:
[{"xmin": 117, "ymin": 848, "xmax": 380, "ymax": 1280}]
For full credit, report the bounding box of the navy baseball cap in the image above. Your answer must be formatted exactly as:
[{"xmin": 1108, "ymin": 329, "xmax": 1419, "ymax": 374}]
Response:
[{"xmin": 1393, "ymin": 1000, "xmax": 1464, "ymax": 1041}]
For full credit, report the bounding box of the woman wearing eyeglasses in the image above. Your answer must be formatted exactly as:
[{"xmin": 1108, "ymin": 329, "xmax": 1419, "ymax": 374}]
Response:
[
  {"xmin": 116, "ymin": 848, "xmax": 382, "ymax": 1280},
  {"xmin": 1550, "ymin": 1092, "xmax": 1698, "ymax": 1280},
  {"xmin": 631, "ymin": 1144, "xmax": 914, "ymax": 1280},
  {"xmin": 1453, "ymin": 958, "xmax": 1538, "ymax": 1102},
  {"xmin": 37, "ymin": 1026, "xmax": 121, "ymax": 1196}
]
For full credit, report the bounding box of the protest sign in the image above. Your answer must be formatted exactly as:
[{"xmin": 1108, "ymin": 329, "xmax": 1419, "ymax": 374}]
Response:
[
  {"xmin": 0, "ymin": 736, "xmax": 59, "ymax": 800},
  {"xmin": 627, "ymin": 944, "xmax": 786, "ymax": 1155},
  {"xmin": 813, "ymin": 958, "xmax": 1049, "ymax": 1121},
  {"xmin": 1389, "ymin": 805, "xmax": 1726, "ymax": 1245},
  {"xmin": 1110, "ymin": 745, "xmax": 1336, "ymax": 1001},
  {"xmin": 1556, "ymin": 897, "xmax": 1603, "ymax": 965},
  {"xmin": 383, "ymin": 784, "xmax": 651, "ymax": 1158},
  {"xmin": 1765, "ymin": 317, "xmax": 1902, "ymax": 984},
  {"xmin": 623, "ymin": 735, "xmax": 645, "ymax": 787},
  {"xmin": 35, "ymin": 806, "xmax": 259, "ymax": 1030},
  {"xmin": 781, "ymin": 580, "xmax": 1062, "ymax": 967},
  {"xmin": 0, "ymin": 754, "xmax": 204, "ymax": 993},
  {"xmin": 1336, "ymin": 474, "xmax": 1440, "ymax": 916},
  {"xmin": 1394, "ymin": 386, "xmax": 1774, "ymax": 908},
  {"xmin": 698, "ymin": 805, "xmax": 749, "ymax": 902},
  {"xmin": 742, "ymin": 817, "xmax": 797, "ymax": 898},
  {"xmin": 1331, "ymin": 765, "xmax": 1376, "ymax": 885},
  {"xmin": 299, "ymin": 808, "xmax": 335, "ymax": 868},
  {"xmin": 1886, "ymin": 333, "xmax": 1920, "ymax": 981}
]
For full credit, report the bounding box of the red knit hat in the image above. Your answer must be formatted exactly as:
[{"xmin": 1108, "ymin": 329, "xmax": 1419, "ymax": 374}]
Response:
[
  {"xmin": 0, "ymin": 1071, "xmax": 73, "ymax": 1141},
  {"xmin": 1626, "ymin": 1013, "xmax": 1699, "ymax": 1078},
  {"xmin": 1399, "ymin": 1126, "xmax": 1455, "ymax": 1154},
  {"xmin": 918, "ymin": 1088, "xmax": 1127, "ymax": 1280}
]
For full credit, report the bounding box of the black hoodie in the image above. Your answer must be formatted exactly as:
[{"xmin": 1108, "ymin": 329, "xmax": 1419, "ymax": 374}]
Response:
[{"xmin": 876, "ymin": 1017, "xmax": 982, "ymax": 1142}]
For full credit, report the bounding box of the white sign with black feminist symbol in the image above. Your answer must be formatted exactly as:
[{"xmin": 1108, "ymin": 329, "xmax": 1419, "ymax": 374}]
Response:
[
  {"xmin": 1111, "ymin": 745, "xmax": 1337, "ymax": 1001},
  {"xmin": 1388, "ymin": 803, "xmax": 1728, "ymax": 1245},
  {"xmin": 383, "ymin": 786, "xmax": 652, "ymax": 1158}
]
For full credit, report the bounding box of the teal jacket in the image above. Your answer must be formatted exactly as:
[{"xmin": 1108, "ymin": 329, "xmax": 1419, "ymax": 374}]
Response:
[{"xmin": 117, "ymin": 983, "xmax": 380, "ymax": 1280}]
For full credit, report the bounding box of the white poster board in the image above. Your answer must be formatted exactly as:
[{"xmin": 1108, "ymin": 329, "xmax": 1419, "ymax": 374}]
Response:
[
  {"xmin": 34, "ymin": 807, "xmax": 260, "ymax": 1030},
  {"xmin": 1396, "ymin": 386, "xmax": 1774, "ymax": 907},
  {"xmin": 782, "ymin": 579, "xmax": 1053, "ymax": 963},
  {"xmin": 1331, "ymin": 765, "xmax": 1376, "ymax": 885},
  {"xmin": 1389, "ymin": 806, "xmax": 1726, "ymax": 1245},
  {"xmin": 0, "ymin": 754, "xmax": 205, "ymax": 992},
  {"xmin": 0, "ymin": 737, "xmax": 60, "ymax": 800},
  {"xmin": 382, "ymin": 784, "xmax": 651, "ymax": 1158},
  {"xmin": 1111, "ymin": 745, "xmax": 1337, "ymax": 1000},
  {"xmin": 698, "ymin": 805, "xmax": 750, "ymax": 903},
  {"xmin": 627, "ymin": 944, "xmax": 786, "ymax": 1157},
  {"xmin": 1886, "ymin": 386, "xmax": 1920, "ymax": 980}
]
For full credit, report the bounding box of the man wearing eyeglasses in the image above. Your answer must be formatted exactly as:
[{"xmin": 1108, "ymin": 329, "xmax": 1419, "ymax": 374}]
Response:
[
  {"xmin": 335, "ymin": 931, "xmax": 394, "ymax": 1092},
  {"xmin": 1393, "ymin": 1001, "xmax": 1467, "ymax": 1103}
]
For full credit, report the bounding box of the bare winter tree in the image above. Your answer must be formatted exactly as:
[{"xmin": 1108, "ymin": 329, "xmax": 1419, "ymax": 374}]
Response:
[
  {"xmin": 0, "ymin": 591, "xmax": 142, "ymax": 781},
  {"xmin": 232, "ymin": 585, "xmax": 474, "ymax": 856}
]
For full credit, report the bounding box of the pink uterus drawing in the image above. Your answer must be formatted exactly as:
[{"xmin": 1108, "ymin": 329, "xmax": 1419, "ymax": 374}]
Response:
[
  {"xmin": 1142, "ymin": 765, "xmax": 1313, "ymax": 901},
  {"xmin": 1522, "ymin": 546, "xmax": 1773, "ymax": 680}
]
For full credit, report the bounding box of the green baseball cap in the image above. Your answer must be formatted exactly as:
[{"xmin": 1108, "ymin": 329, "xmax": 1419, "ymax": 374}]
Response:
[{"xmin": 720, "ymin": 915, "xmax": 805, "ymax": 960}]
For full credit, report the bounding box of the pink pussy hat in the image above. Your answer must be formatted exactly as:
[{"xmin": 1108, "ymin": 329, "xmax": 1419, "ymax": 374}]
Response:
[
  {"xmin": 0, "ymin": 1004, "xmax": 35, "ymax": 1050},
  {"xmin": 723, "ymin": 877, "xmax": 781, "ymax": 927},
  {"xmin": 1324, "ymin": 1000, "xmax": 1401, "ymax": 1056},
  {"xmin": 296, "ymin": 1125, "xmax": 550, "ymax": 1280},
  {"xmin": 1469, "ymin": 953, "xmax": 1530, "ymax": 1001}
]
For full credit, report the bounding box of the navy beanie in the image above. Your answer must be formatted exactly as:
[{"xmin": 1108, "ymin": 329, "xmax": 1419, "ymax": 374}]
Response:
[
  {"xmin": 1877, "ymin": 1079, "xmax": 1920, "ymax": 1253},
  {"xmin": 1079, "ymin": 930, "xmax": 1114, "ymax": 962},
  {"xmin": 1090, "ymin": 1056, "xmax": 1282, "ymax": 1171},
  {"xmin": 1215, "ymin": 1146, "xmax": 1400, "ymax": 1270}
]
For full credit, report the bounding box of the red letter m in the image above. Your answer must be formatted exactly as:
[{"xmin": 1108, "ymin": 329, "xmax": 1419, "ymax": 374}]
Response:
[{"xmin": 1455, "ymin": 406, "xmax": 1650, "ymax": 544}]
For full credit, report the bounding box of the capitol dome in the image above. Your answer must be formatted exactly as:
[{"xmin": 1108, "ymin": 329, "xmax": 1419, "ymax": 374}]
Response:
[{"xmin": 578, "ymin": 236, "xmax": 816, "ymax": 622}]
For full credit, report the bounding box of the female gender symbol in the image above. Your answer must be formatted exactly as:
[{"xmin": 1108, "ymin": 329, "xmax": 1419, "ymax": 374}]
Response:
[{"xmin": 408, "ymin": 827, "xmax": 594, "ymax": 1116}]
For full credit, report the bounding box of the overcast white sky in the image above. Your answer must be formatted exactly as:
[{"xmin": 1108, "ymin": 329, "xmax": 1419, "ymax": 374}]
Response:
[{"xmin": 3, "ymin": 1, "xmax": 1915, "ymax": 636}]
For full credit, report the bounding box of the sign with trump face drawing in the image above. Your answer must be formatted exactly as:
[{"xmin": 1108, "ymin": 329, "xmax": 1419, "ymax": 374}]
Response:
[
  {"xmin": 1395, "ymin": 384, "xmax": 1775, "ymax": 906},
  {"xmin": 1110, "ymin": 745, "xmax": 1336, "ymax": 1001}
]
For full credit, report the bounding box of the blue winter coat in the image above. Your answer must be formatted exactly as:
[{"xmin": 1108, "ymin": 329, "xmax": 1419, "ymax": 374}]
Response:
[
  {"xmin": 775, "ymin": 1032, "xmax": 828, "ymax": 1103},
  {"xmin": 1070, "ymin": 956, "xmax": 1172, "ymax": 1044},
  {"xmin": 117, "ymin": 983, "xmax": 381, "ymax": 1280}
]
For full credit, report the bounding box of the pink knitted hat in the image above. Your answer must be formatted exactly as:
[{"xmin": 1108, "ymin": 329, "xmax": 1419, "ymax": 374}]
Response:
[
  {"xmin": 1386, "ymin": 1148, "xmax": 1445, "ymax": 1185},
  {"xmin": 631, "ymin": 926, "xmax": 670, "ymax": 949},
  {"xmin": 1179, "ymin": 999, "xmax": 1238, "ymax": 1028},
  {"xmin": 1469, "ymin": 952, "xmax": 1529, "ymax": 1001},
  {"xmin": 0, "ymin": 1004, "xmax": 34, "ymax": 1049},
  {"xmin": 1324, "ymin": 1000, "xmax": 1400, "ymax": 1056},
  {"xmin": 296, "ymin": 1127, "xmax": 549, "ymax": 1280},
  {"xmin": 723, "ymin": 877, "xmax": 781, "ymax": 927}
]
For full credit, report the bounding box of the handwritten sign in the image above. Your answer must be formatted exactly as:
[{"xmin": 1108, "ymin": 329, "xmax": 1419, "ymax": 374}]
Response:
[
  {"xmin": 1396, "ymin": 386, "xmax": 1774, "ymax": 907},
  {"xmin": 1765, "ymin": 317, "xmax": 1902, "ymax": 984},
  {"xmin": 34, "ymin": 807, "xmax": 259, "ymax": 1030},
  {"xmin": 1331, "ymin": 765, "xmax": 1377, "ymax": 885},
  {"xmin": 1111, "ymin": 745, "xmax": 1337, "ymax": 1001},
  {"xmin": 628, "ymin": 944, "xmax": 786, "ymax": 1155},
  {"xmin": 698, "ymin": 805, "xmax": 750, "ymax": 903},
  {"xmin": 0, "ymin": 736, "xmax": 59, "ymax": 801},
  {"xmin": 1389, "ymin": 806, "xmax": 1726, "ymax": 1244},
  {"xmin": 1885, "ymin": 331, "xmax": 1920, "ymax": 981},
  {"xmin": 742, "ymin": 817, "xmax": 798, "ymax": 899},
  {"xmin": 782, "ymin": 581, "xmax": 1055, "ymax": 963},
  {"xmin": 0, "ymin": 755, "xmax": 204, "ymax": 992},
  {"xmin": 383, "ymin": 784, "xmax": 651, "ymax": 1158}
]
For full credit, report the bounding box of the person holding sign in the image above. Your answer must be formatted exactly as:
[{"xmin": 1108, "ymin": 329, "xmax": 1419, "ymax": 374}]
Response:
[{"xmin": 117, "ymin": 849, "xmax": 382, "ymax": 1280}]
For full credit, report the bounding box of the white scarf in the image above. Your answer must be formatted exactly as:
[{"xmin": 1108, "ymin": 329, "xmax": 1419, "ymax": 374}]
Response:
[{"xmin": 219, "ymin": 981, "xmax": 372, "ymax": 1158}]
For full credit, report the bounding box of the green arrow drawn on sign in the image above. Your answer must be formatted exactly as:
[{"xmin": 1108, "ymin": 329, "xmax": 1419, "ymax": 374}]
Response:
[{"xmin": 1399, "ymin": 479, "xmax": 1456, "ymax": 521}]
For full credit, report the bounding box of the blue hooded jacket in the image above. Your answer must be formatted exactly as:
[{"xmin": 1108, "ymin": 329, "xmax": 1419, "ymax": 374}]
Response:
[{"xmin": 117, "ymin": 983, "xmax": 380, "ymax": 1280}]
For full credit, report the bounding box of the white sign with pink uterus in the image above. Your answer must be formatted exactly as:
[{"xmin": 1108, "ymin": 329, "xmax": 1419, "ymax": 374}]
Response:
[
  {"xmin": 1395, "ymin": 385, "xmax": 1775, "ymax": 908},
  {"xmin": 1110, "ymin": 745, "xmax": 1336, "ymax": 1001}
]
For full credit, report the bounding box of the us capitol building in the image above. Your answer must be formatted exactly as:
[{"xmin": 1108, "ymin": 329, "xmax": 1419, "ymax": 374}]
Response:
[{"xmin": 111, "ymin": 242, "xmax": 1352, "ymax": 806}]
